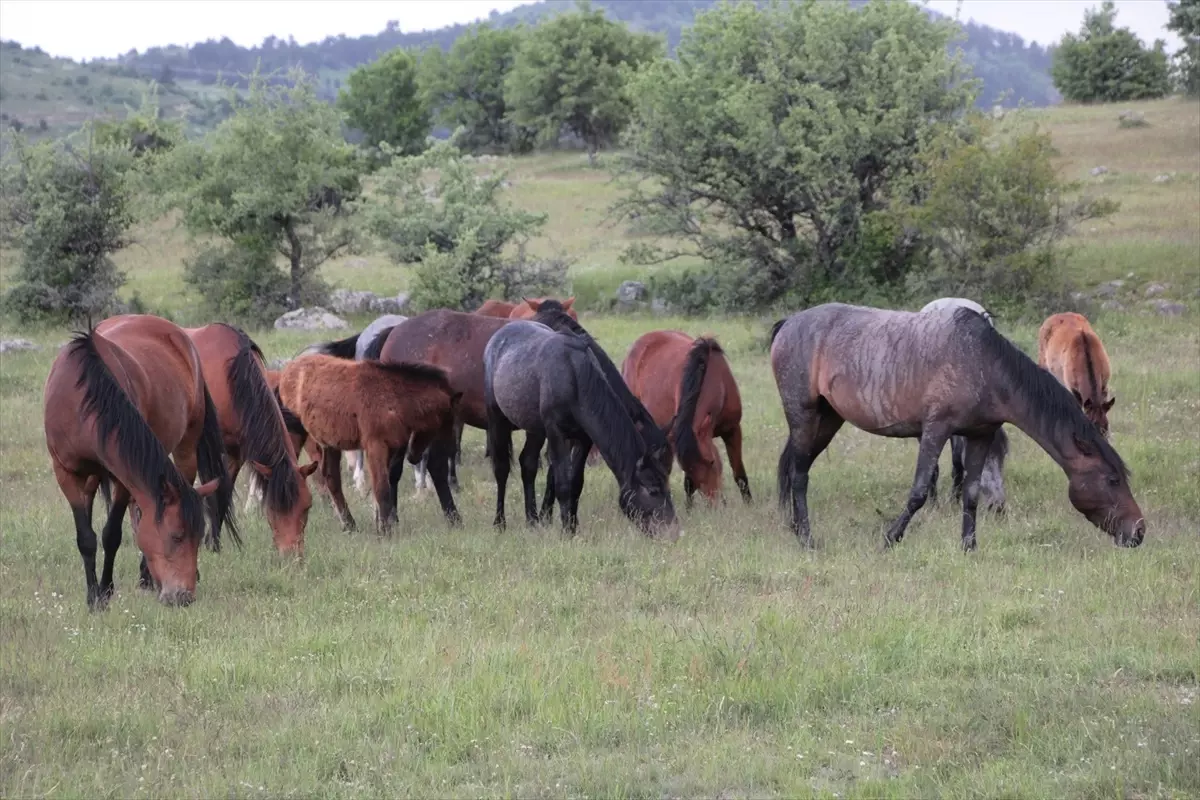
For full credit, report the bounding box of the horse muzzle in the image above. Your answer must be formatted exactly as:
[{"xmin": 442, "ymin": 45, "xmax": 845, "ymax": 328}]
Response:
[
  {"xmin": 1116, "ymin": 519, "xmax": 1146, "ymax": 548},
  {"xmin": 158, "ymin": 586, "xmax": 196, "ymax": 607}
]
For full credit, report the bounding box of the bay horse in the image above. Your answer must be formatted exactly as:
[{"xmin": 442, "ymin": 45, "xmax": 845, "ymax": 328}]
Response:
[
  {"xmin": 771, "ymin": 303, "xmax": 1145, "ymax": 551},
  {"xmin": 185, "ymin": 324, "xmax": 318, "ymax": 554},
  {"xmin": 484, "ymin": 319, "xmax": 680, "ymax": 538},
  {"xmin": 44, "ymin": 316, "xmax": 237, "ymax": 609},
  {"xmin": 476, "ymin": 299, "xmax": 518, "ymax": 319},
  {"xmin": 510, "ymin": 296, "xmax": 578, "ymax": 320},
  {"xmin": 621, "ymin": 330, "xmax": 752, "ymax": 508},
  {"xmin": 919, "ymin": 298, "xmax": 1009, "ymax": 513},
  {"xmin": 278, "ymin": 354, "xmax": 463, "ymax": 534},
  {"xmin": 1037, "ymin": 312, "xmax": 1115, "ymax": 437},
  {"xmin": 245, "ymin": 370, "xmax": 318, "ymax": 513},
  {"xmin": 475, "ymin": 297, "xmax": 579, "ymax": 321}
]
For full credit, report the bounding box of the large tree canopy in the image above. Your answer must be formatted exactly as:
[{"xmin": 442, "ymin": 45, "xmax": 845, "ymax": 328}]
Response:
[
  {"xmin": 616, "ymin": 0, "xmax": 975, "ymax": 303},
  {"xmin": 338, "ymin": 48, "xmax": 429, "ymax": 154},
  {"xmin": 1051, "ymin": 1, "xmax": 1170, "ymax": 103}
]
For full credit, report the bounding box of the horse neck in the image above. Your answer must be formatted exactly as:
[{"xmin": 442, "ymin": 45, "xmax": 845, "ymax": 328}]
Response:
[
  {"xmin": 997, "ymin": 389, "xmax": 1079, "ymax": 473},
  {"xmin": 571, "ymin": 355, "xmax": 644, "ymax": 485}
]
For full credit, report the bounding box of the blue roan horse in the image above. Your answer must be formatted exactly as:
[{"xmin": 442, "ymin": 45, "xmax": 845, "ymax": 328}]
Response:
[{"xmin": 483, "ymin": 320, "xmax": 680, "ymax": 538}]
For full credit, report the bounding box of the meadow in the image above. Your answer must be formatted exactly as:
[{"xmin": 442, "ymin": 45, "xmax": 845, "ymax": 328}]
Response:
[{"xmin": 1, "ymin": 98, "xmax": 1197, "ymax": 798}]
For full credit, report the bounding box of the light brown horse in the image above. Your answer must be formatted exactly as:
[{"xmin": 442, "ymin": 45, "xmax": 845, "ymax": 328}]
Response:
[
  {"xmin": 278, "ymin": 355, "xmax": 463, "ymax": 533},
  {"xmin": 621, "ymin": 330, "xmax": 751, "ymax": 507},
  {"xmin": 771, "ymin": 303, "xmax": 1144, "ymax": 551},
  {"xmin": 510, "ymin": 296, "xmax": 578, "ymax": 320},
  {"xmin": 476, "ymin": 299, "xmax": 518, "ymax": 318},
  {"xmin": 1037, "ymin": 312, "xmax": 1115, "ymax": 437},
  {"xmin": 45, "ymin": 316, "xmax": 237, "ymax": 609},
  {"xmin": 185, "ymin": 325, "xmax": 318, "ymax": 554}
]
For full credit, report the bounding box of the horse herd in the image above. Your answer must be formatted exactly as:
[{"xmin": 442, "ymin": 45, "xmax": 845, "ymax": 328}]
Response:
[{"xmin": 41, "ymin": 294, "xmax": 1144, "ymax": 610}]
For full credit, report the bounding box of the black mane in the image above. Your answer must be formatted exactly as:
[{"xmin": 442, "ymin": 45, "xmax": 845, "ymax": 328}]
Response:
[
  {"xmin": 362, "ymin": 326, "xmax": 396, "ymax": 361},
  {"xmin": 769, "ymin": 318, "xmax": 788, "ymax": 347},
  {"xmin": 219, "ymin": 324, "xmax": 302, "ymax": 515},
  {"xmin": 365, "ymin": 359, "xmax": 453, "ymax": 392},
  {"xmin": 530, "ymin": 303, "xmax": 671, "ymax": 462},
  {"xmin": 962, "ymin": 309, "xmax": 1128, "ymax": 477},
  {"xmin": 274, "ymin": 388, "xmax": 308, "ymax": 439},
  {"xmin": 312, "ymin": 332, "xmax": 360, "ymax": 360},
  {"xmin": 68, "ymin": 330, "xmax": 206, "ymax": 542},
  {"xmin": 673, "ymin": 338, "xmax": 722, "ymax": 470}
]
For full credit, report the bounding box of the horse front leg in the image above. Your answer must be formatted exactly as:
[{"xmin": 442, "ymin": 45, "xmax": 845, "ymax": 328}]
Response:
[
  {"xmin": 958, "ymin": 434, "xmax": 994, "ymax": 552},
  {"xmin": 489, "ymin": 420, "xmax": 515, "ymax": 530},
  {"xmin": 780, "ymin": 408, "xmax": 844, "ymax": 548},
  {"xmin": 722, "ymin": 425, "xmax": 752, "ymax": 503},
  {"xmin": 425, "ymin": 432, "xmax": 462, "ymax": 527},
  {"xmin": 565, "ymin": 437, "xmax": 591, "ymax": 525},
  {"xmin": 884, "ymin": 425, "xmax": 951, "ymax": 548},
  {"xmin": 538, "ymin": 446, "xmax": 556, "ymax": 524},
  {"xmin": 97, "ymin": 480, "xmax": 131, "ymax": 607},
  {"xmin": 518, "ymin": 430, "xmax": 546, "ymax": 527},
  {"xmin": 321, "ymin": 447, "xmax": 355, "ymax": 532},
  {"xmin": 547, "ymin": 433, "xmax": 577, "ymax": 536},
  {"xmin": 364, "ymin": 441, "xmax": 396, "ymax": 535}
]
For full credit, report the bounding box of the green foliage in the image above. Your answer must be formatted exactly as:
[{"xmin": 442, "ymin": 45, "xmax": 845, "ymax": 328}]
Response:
[
  {"xmin": 366, "ymin": 139, "xmax": 552, "ymax": 310},
  {"xmin": 1051, "ymin": 1, "xmax": 1171, "ymax": 103},
  {"xmin": 1167, "ymin": 0, "xmax": 1200, "ymax": 95},
  {"xmin": 156, "ymin": 70, "xmax": 363, "ymax": 314},
  {"xmin": 616, "ymin": 0, "xmax": 975, "ymax": 309},
  {"xmin": 93, "ymin": 88, "xmax": 183, "ymax": 161},
  {"xmin": 1, "ymin": 128, "xmax": 134, "ymax": 322},
  {"xmin": 504, "ymin": 0, "xmax": 663, "ymax": 159},
  {"xmin": 338, "ymin": 48, "xmax": 429, "ymax": 155},
  {"xmin": 418, "ymin": 24, "xmax": 535, "ymax": 154},
  {"xmin": 905, "ymin": 114, "xmax": 1119, "ymax": 312},
  {"xmin": 182, "ymin": 244, "xmax": 309, "ymax": 328}
]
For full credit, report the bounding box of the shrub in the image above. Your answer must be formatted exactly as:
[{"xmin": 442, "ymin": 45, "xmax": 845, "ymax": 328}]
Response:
[
  {"xmin": 182, "ymin": 244, "xmax": 325, "ymax": 327},
  {"xmin": 1052, "ymin": 1, "xmax": 1171, "ymax": 103}
]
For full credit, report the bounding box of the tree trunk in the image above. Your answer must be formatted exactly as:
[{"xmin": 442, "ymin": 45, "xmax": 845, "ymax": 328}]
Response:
[{"xmin": 284, "ymin": 218, "xmax": 303, "ymax": 310}]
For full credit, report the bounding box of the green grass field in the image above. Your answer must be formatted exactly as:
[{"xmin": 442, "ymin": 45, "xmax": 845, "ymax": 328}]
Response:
[{"xmin": 1, "ymin": 98, "xmax": 1198, "ymax": 798}]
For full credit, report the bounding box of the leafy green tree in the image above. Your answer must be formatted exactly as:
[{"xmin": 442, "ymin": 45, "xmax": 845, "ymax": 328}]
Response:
[
  {"xmin": 1051, "ymin": 1, "xmax": 1171, "ymax": 102},
  {"xmin": 366, "ymin": 139, "xmax": 554, "ymax": 310},
  {"xmin": 419, "ymin": 24, "xmax": 534, "ymax": 153},
  {"xmin": 338, "ymin": 48, "xmax": 429, "ymax": 154},
  {"xmin": 158, "ymin": 71, "xmax": 364, "ymax": 318},
  {"xmin": 505, "ymin": 0, "xmax": 663, "ymax": 162},
  {"xmin": 1, "ymin": 127, "xmax": 134, "ymax": 322},
  {"xmin": 1167, "ymin": 0, "xmax": 1200, "ymax": 95},
  {"xmin": 906, "ymin": 114, "xmax": 1118, "ymax": 310},
  {"xmin": 615, "ymin": 0, "xmax": 975, "ymax": 307}
]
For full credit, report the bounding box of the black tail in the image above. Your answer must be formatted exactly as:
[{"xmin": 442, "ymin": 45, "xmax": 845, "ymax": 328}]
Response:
[
  {"xmin": 362, "ymin": 326, "xmax": 396, "ymax": 361},
  {"xmin": 99, "ymin": 475, "xmax": 113, "ymax": 513},
  {"xmin": 311, "ymin": 332, "xmax": 360, "ymax": 360},
  {"xmin": 196, "ymin": 386, "xmax": 240, "ymax": 551},
  {"xmin": 673, "ymin": 338, "xmax": 721, "ymax": 472},
  {"xmin": 777, "ymin": 438, "xmax": 796, "ymax": 520},
  {"xmin": 768, "ymin": 317, "xmax": 788, "ymax": 348}
]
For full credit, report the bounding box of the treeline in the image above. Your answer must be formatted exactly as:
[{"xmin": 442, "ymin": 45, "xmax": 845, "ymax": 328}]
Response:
[
  {"xmin": 2, "ymin": 1, "xmax": 1118, "ymax": 330},
  {"xmin": 110, "ymin": 0, "xmax": 1060, "ymax": 108}
]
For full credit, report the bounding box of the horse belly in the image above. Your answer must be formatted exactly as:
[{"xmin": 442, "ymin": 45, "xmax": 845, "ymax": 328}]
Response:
[{"xmin": 824, "ymin": 377, "xmax": 923, "ymax": 439}]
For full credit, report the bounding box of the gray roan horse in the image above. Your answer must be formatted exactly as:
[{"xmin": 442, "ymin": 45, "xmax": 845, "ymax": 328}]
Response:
[
  {"xmin": 484, "ymin": 319, "xmax": 681, "ymax": 538},
  {"xmin": 770, "ymin": 302, "xmax": 1146, "ymax": 551},
  {"xmin": 523, "ymin": 299, "xmax": 673, "ymax": 521},
  {"xmin": 919, "ymin": 298, "xmax": 1008, "ymax": 513}
]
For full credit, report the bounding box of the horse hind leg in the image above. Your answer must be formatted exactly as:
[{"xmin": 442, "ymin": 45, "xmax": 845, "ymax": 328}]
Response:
[
  {"xmin": 351, "ymin": 450, "xmax": 369, "ymax": 497},
  {"xmin": 518, "ymin": 430, "xmax": 546, "ymax": 527},
  {"xmin": 778, "ymin": 404, "xmax": 844, "ymax": 548},
  {"xmin": 722, "ymin": 424, "xmax": 752, "ymax": 503},
  {"xmin": 884, "ymin": 425, "xmax": 952, "ymax": 549},
  {"xmin": 55, "ymin": 463, "xmax": 102, "ymax": 609},
  {"xmin": 97, "ymin": 481, "xmax": 131, "ymax": 606},
  {"xmin": 980, "ymin": 428, "xmax": 1009, "ymax": 516},
  {"xmin": 321, "ymin": 447, "xmax": 356, "ymax": 532}
]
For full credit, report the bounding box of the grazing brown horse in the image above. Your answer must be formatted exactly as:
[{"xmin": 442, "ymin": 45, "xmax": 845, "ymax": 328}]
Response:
[
  {"xmin": 621, "ymin": 330, "xmax": 751, "ymax": 507},
  {"xmin": 771, "ymin": 303, "xmax": 1145, "ymax": 551},
  {"xmin": 1037, "ymin": 312, "xmax": 1115, "ymax": 437},
  {"xmin": 185, "ymin": 324, "xmax": 318, "ymax": 554},
  {"xmin": 476, "ymin": 299, "xmax": 518, "ymax": 318},
  {"xmin": 278, "ymin": 355, "xmax": 463, "ymax": 533},
  {"xmin": 45, "ymin": 316, "xmax": 237, "ymax": 609}
]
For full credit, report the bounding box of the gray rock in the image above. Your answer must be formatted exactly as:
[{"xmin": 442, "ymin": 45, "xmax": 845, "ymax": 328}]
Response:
[
  {"xmin": 992, "ymin": 104, "xmax": 1005, "ymax": 120},
  {"xmin": 1144, "ymin": 282, "xmax": 1169, "ymax": 298},
  {"xmin": 1152, "ymin": 174, "xmax": 1173, "ymax": 184},
  {"xmin": 0, "ymin": 338, "xmax": 39, "ymax": 354},
  {"xmin": 329, "ymin": 289, "xmax": 379, "ymax": 315},
  {"xmin": 1090, "ymin": 166, "xmax": 1109, "ymax": 176},
  {"xmin": 1101, "ymin": 300, "xmax": 1126, "ymax": 311},
  {"xmin": 369, "ymin": 292, "xmax": 410, "ymax": 314},
  {"xmin": 616, "ymin": 280, "xmax": 648, "ymax": 311},
  {"xmin": 1147, "ymin": 299, "xmax": 1186, "ymax": 317},
  {"xmin": 1069, "ymin": 291, "xmax": 1086, "ymax": 302},
  {"xmin": 1094, "ymin": 280, "xmax": 1125, "ymax": 298},
  {"xmin": 273, "ymin": 307, "xmax": 350, "ymax": 331},
  {"xmin": 1117, "ymin": 109, "xmax": 1146, "ymax": 125},
  {"xmin": 651, "ymin": 297, "xmax": 668, "ymax": 315}
]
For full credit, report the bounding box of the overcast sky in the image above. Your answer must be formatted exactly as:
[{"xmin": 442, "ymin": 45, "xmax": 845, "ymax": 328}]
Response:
[{"xmin": 0, "ymin": 0, "xmax": 1182, "ymax": 62}]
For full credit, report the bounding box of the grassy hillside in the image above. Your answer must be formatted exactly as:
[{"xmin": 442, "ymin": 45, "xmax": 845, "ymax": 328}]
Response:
[{"xmin": 0, "ymin": 98, "xmax": 1197, "ymax": 797}]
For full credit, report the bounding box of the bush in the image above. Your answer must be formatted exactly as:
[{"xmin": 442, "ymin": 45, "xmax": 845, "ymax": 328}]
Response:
[
  {"xmin": 182, "ymin": 245, "xmax": 326, "ymax": 327},
  {"xmin": 1052, "ymin": 1, "xmax": 1170, "ymax": 103}
]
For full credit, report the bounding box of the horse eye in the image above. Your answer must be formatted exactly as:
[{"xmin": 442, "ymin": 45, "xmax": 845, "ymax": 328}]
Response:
[{"xmin": 1107, "ymin": 475, "xmax": 1121, "ymax": 487}]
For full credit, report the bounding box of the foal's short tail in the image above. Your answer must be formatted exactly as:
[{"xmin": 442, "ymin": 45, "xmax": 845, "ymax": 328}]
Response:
[
  {"xmin": 307, "ymin": 332, "xmax": 359, "ymax": 360},
  {"xmin": 777, "ymin": 438, "xmax": 796, "ymax": 520},
  {"xmin": 197, "ymin": 386, "xmax": 240, "ymax": 552}
]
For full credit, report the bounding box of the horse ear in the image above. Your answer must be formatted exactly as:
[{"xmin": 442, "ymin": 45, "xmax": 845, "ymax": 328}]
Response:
[
  {"xmin": 248, "ymin": 461, "xmax": 272, "ymax": 479},
  {"xmin": 562, "ymin": 296, "xmax": 575, "ymax": 310},
  {"xmin": 298, "ymin": 462, "xmax": 320, "ymax": 478},
  {"xmin": 160, "ymin": 478, "xmax": 180, "ymax": 504},
  {"xmin": 1072, "ymin": 431, "xmax": 1096, "ymax": 457},
  {"xmin": 524, "ymin": 297, "xmax": 541, "ymax": 311},
  {"xmin": 195, "ymin": 478, "xmax": 221, "ymax": 498},
  {"xmin": 1103, "ymin": 395, "xmax": 1116, "ymax": 411}
]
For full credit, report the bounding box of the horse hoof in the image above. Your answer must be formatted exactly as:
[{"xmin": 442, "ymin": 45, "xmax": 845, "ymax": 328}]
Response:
[{"xmin": 962, "ymin": 537, "xmax": 978, "ymax": 552}]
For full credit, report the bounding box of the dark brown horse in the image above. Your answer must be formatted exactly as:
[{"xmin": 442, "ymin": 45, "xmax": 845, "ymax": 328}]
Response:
[
  {"xmin": 185, "ymin": 324, "xmax": 318, "ymax": 554},
  {"xmin": 278, "ymin": 354, "xmax": 463, "ymax": 534},
  {"xmin": 621, "ymin": 330, "xmax": 751, "ymax": 507},
  {"xmin": 45, "ymin": 315, "xmax": 237, "ymax": 609},
  {"xmin": 771, "ymin": 303, "xmax": 1145, "ymax": 551}
]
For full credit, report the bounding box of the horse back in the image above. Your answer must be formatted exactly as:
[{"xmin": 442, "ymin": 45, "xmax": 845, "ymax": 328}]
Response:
[
  {"xmin": 622, "ymin": 330, "xmax": 695, "ymax": 429},
  {"xmin": 1038, "ymin": 313, "xmax": 1111, "ymax": 401},
  {"xmin": 476, "ymin": 300, "xmax": 517, "ymax": 319},
  {"xmin": 183, "ymin": 323, "xmax": 257, "ymax": 445},
  {"xmin": 91, "ymin": 315, "xmax": 204, "ymax": 450}
]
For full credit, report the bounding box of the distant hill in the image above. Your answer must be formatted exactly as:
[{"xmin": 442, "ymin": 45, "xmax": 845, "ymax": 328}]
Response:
[{"xmin": 0, "ymin": 0, "xmax": 1058, "ymax": 141}]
